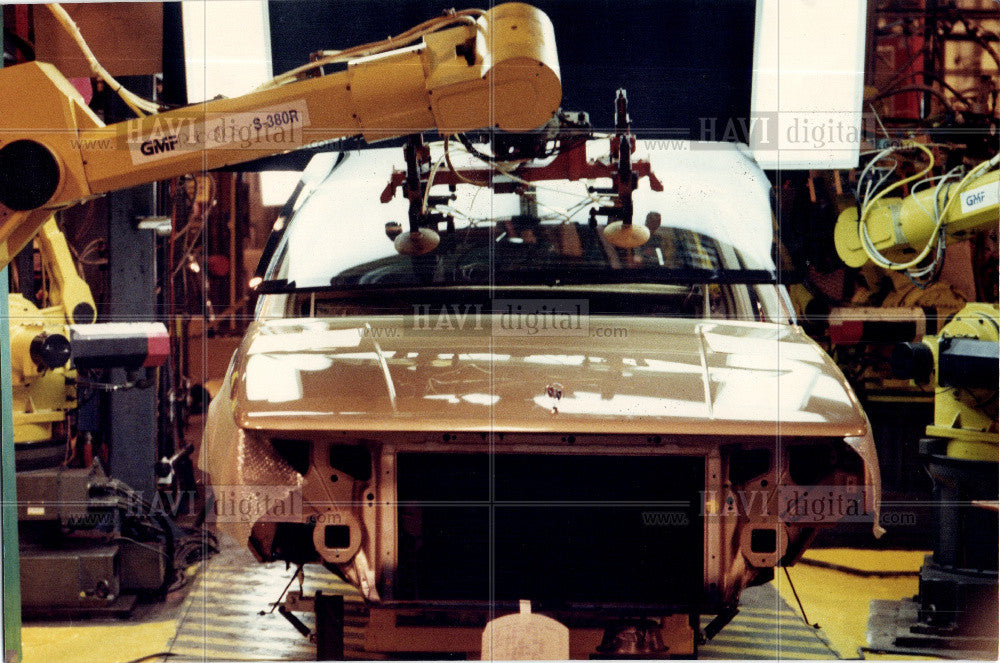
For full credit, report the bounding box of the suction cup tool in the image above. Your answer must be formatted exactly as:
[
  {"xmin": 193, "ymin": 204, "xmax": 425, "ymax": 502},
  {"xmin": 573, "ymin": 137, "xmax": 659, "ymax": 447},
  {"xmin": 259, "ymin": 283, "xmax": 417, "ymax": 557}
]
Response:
[
  {"xmin": 603, "ymin": 221, "xmax": 650, "ymax": 248},
  {"xmin": 385, "ymin": 221, "xmax": 403, "ymax": 240},
  {"xmin": 394, "ymin": 228, "xmax": 440, "ymax": 255}
]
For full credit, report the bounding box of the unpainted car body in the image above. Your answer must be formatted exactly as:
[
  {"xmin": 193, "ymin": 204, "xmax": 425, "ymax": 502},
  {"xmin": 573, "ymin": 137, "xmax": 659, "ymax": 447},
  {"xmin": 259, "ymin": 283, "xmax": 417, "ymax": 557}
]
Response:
[{"xmin": 201, "ymin": 137, "xmax": 881, "ymax": 654}]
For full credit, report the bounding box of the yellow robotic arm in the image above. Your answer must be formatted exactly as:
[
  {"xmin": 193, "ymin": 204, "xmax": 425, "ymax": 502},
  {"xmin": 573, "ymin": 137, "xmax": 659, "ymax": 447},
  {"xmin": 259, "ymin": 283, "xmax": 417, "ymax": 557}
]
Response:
[
  {"xmin": 834, "ymin": 156, "xmax": 999, "ymax": 270},
  {"xmin": 836, "ymin": 152, "xmax": 1000, "ymax": 459},
  {"xmin": 0, "ymin": 2, "xmax": 561, "ymax": 269},
  {"xmin": 9, "ymin": 216, "xmax": 96, "ymax": 443},
  {"xmin": 34, "ymin": 218, "xmax": 96, "ymax": 325}
]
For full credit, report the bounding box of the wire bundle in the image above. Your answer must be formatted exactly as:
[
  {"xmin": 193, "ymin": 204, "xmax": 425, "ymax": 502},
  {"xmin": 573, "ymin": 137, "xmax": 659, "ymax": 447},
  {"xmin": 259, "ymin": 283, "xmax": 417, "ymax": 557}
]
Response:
[
  {"xmin": 256, "ymin": 8, "xmax": 487, "ymax": 91},
  {"xmin": 92, "ymin": 477, "xmax": 220, "ymax": 594},
  {"xmin": 856, "ymin": 142, "xmax": 1000, "ymax": 286},
  {"xmin": 46, "ymin": 3, "xmax": 488, "ymax": 119},
  {"xmin": 45, "ymin": 3, "xmax": 162, "ymax": 116}
]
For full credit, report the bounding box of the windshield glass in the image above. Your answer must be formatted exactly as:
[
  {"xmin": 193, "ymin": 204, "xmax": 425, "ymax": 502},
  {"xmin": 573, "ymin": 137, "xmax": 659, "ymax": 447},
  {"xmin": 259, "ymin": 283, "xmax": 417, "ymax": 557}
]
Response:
[{"xmin": 260, "ymin": 139, "xmax": 782, "ymax": 319}]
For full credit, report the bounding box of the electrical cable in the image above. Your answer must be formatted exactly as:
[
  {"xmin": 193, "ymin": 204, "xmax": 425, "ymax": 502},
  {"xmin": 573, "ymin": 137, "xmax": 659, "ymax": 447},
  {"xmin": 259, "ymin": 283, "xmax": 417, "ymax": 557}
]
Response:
[
  {"xmin": 797, "ymin": 557, "xmax": 919, "ymax": 578},
  {"xmin": 45, "ymin": 4, "xmax": 161, "ymax": 116},
  {"xmin": 127, "ymin": 657, "xmax": 282, "ymax": 663},
  {"xmin": 457, "ymin": 132, "xmax": 502, "ymax": 164},
  {"xmin": 879, "ymin": 71, "xmax": 976, "ymax": 108},
  {"xmin": 444, "ymin": 135, "xmax": 490, "ymax": 187},
  {"xmin": 859, "ymin": 150, "xmax": 999, "ymax": 271},
  {"xmin": 90, "ymin": 477, "xmax": 215, "ymax": 598},
  {"xmin": 122, "ymin": 653, "xmax": 178, "ymax": 663},
  {"xmin": 167, "ymin": 522, "xmax": 219, "ymax": 592},
  {"xmin": 71, "ymin": 195, "xmax": 100, "ymax": 244},
  {"xmin": 870, "ymin": 85, "xmax": 966, "ymax": 110},
  {"xmin": 76, "ymin": 237, "xmax": 107, "ymax": 266},
  {"xmin": 908, "ymin": 170, "xmax": 955, "ymax": 219},
  {"xmin": 256, "ymin": 10, "xmax": 485, "ymax": 91},
  {"xmin": 854, "ymin": 145, "xmax": 900, "ymax": 204},
  {"xmin": 858, "ymin": 142, "xmax": 954, "ymax": 157},
  {"xmin": 420, "ymin": 152, "xmax": 447, "ymax": 215},
  {"xmin": 782, "ymin": 566, "xmax": 817, "ymax": 628},
  {"xmin": 856, "ymin": 142, "xmax": 935, "ymax": 265},
  {"xmin": 75, "ymin": 374, "xmax": 152, "ymax": 391},
  {"xmin": 868, "ymin": 103, "xmax": 895, "ymax": 146},
  {"xmin": 949, "ymin": 14, "xmax": 1000, "ymax": 67},
  {"xmin": 444, "ymin": 139, "xmax": 593, "ymax": 225},
  {"xmin": 901, "ymin": 165, "xmax": 962, "ymax": 285},
  {"xmin": 452, "ymin": 135, "xmax": 605, "ymax": 207},
  {"xmin": 880, "ymin": 46, "xmax": 929, "ymax": 92}
]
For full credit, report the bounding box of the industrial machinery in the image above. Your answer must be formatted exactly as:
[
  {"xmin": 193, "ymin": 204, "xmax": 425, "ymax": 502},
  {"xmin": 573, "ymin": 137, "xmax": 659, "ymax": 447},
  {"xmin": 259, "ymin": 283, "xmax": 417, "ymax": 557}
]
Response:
[
  {"xmin": 834, "ymin": 145, "xmax": 999, "ymax": 657},
  {"xmin": 834, "ymin": 148, "xmax": 998, "ymax": 281},
  {"xmin": 198, "ymin": 93, "xmax": 882, "ymax": 657},
  {"xmin": 10, "ymin": 217, "xmax": 94, "ymax": 453},
  {"xmin": 0, "ymin": 0, "xmax": 558, "ymax": 640},
  {"xmin": 17, "ymin": 459, "xmax": 173, "ymax": 616},
  {"xmin": 0, "ymin": 2, "xmax": 561, "ymax": 272},
  {"xmin": 8, "ymin": 211, "xmax": 176, "ymax": 613},
  {"xmin": 0, "ymin": 2, "xmax": 880, "ymax": 655},
  {"xmin": 2, "ymin": 4, "xmax": 884, "ymax": 652}
]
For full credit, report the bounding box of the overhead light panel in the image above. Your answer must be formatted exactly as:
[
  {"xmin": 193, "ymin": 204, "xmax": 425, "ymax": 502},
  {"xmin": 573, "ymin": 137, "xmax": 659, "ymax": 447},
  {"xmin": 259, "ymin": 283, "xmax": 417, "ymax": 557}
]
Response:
[
  {"xmin": 182, "ymin": 0, "xmax": 273, "ymax": 103},
  {"xmin": 750, "ymin": 0, "xmax": 868, "ymax": 169}
]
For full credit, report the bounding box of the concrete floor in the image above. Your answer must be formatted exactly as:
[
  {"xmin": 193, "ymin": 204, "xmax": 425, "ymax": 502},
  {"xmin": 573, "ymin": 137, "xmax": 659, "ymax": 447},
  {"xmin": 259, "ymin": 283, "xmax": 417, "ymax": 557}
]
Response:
[
  {"xmin": 20, "ymin": 546, "xmax": 931, "ymax": 662},
  {"xmin": 19, "ymin": 412, "xmax": 939, "ymax": 661}
]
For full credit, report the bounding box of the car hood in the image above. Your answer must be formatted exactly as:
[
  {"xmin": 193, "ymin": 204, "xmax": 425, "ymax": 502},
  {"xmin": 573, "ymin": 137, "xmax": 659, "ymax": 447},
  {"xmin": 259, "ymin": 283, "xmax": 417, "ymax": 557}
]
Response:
[{"xmin": 226, "ymin": 315, "xmax": 867, "ymax": 437}]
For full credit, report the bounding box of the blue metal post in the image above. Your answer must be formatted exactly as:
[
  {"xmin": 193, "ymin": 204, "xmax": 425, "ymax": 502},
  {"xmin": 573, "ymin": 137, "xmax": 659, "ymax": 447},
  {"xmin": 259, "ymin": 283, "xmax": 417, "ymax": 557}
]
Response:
[
  {"xmin": 1, "ymin": 266, "xmax": 22, "ymax": 662},
  {"xmin": 1, "ymin": 22, "xmax": 23, "ymax": 660}
]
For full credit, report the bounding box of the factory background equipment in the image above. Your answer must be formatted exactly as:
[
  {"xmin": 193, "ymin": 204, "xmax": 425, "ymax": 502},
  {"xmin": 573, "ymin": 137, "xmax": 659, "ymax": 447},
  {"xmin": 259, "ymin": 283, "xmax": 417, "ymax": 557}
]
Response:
[
  {"xmin": 832, "ymin": 141, "xmax": 998, "ymax": 656},
  {"xmin": 202, "ymin": 93, "xmax": 882, "ymax": 656},
  {"xmin": 7, "ymin": 214, "xmax": 181, "ymax": 614},
  {"xmin": 774, "ymin": 0, "xmax": 998, "ymax": 558},
  {"xmin": 0, "ymin": 0, "xmax": 997, "ymax": 660},
  {"xmin": 0, "ymin": 0, "xmax": 561, "ymax": 646}
]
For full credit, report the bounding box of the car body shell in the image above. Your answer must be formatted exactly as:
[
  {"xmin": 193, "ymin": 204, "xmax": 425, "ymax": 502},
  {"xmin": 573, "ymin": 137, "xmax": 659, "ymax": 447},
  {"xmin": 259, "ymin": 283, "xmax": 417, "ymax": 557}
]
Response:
[{"xmin": 200, "ymin": 138, "xmax": 881, "ymax": 648}]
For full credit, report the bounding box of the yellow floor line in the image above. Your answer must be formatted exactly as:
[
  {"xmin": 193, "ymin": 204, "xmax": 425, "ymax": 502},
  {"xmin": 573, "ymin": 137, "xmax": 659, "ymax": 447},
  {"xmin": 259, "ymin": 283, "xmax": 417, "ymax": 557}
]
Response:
[
  {"xmin": 21, "ymin": 549, "xmax": 934, "ymax": 662},
  {"xmin": 700, "ymin": 643, "xmax": 833, "ymax": 659},
  {"xmin": 777, "ymin": 549, "xmax": 926, "ymax": 659},
  {"xmin": 22, "ymin": 621, "xmax": 178, "ymax": 663}
]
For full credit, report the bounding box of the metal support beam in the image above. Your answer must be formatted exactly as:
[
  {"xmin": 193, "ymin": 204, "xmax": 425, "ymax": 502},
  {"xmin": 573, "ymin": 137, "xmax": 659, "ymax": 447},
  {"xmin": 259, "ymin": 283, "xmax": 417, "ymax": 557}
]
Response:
[
  {"xmin": 315, "ymin": 591, "xmax": 345, "ymax": 660},
  {"xmin": 2, "ymin": 270, "xmax": 22, "ymax": 659},
  {"xmin": 106, "ymin": 184, "xmax": 157, "ymax": 498},
  {"xmin": 103, "ymin": 76, "xmax": 158, "ymax": 498},
  {"xmin": 1, "ymin": 18, "xmax": 24, "ymax": 659}
]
